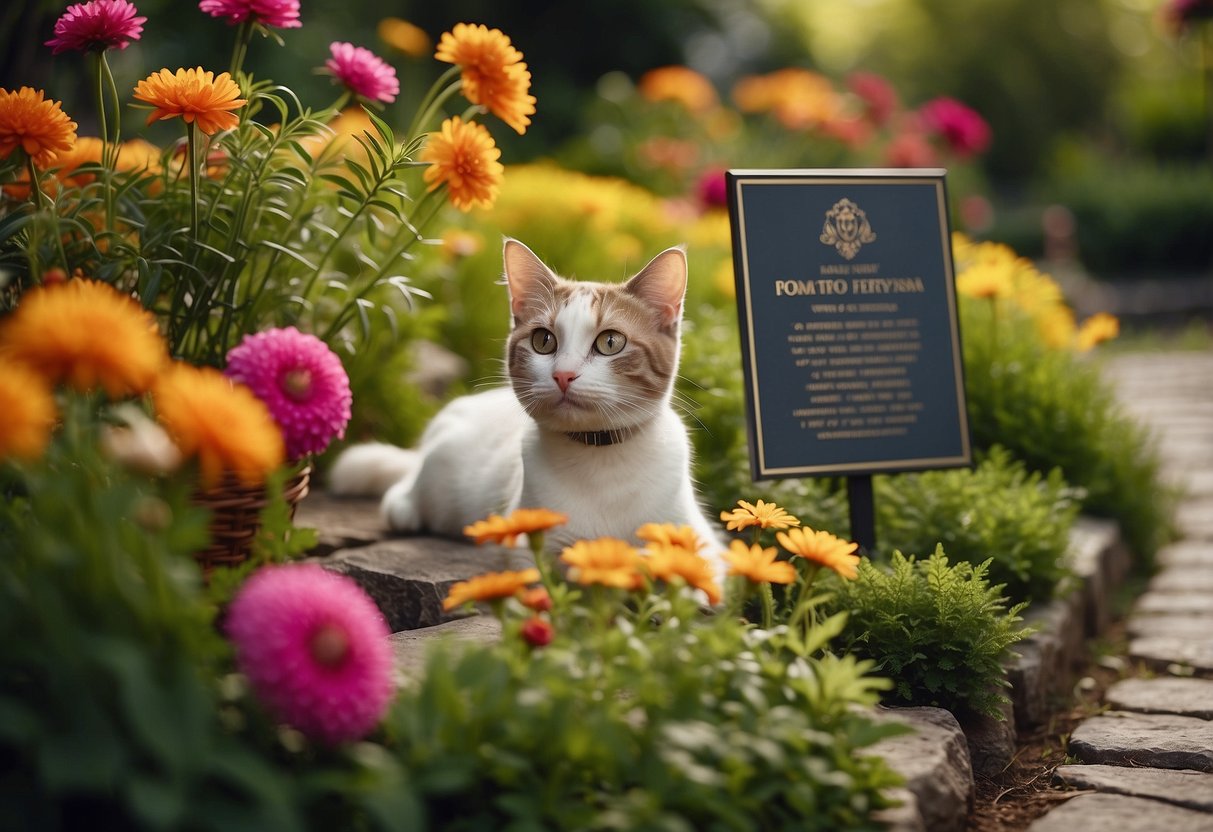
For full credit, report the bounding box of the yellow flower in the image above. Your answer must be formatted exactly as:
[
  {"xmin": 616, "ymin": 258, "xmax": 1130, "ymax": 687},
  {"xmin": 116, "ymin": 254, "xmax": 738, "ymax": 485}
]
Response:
[
  {"xmin": 732, "ymin": 69, "xmax": 840, "ymax": 130},
  {"xmin": 0, "ymin": 362, "xmax": 56, "ymax": 462},
  {"xmin": 560, "ymin": 538, "xmax": 645, "ymax": 590},
  {"xmin": 153, "ymin": 362, "xmax": 284, "ymax": 487},
  {"xmin": 420, "ymin": 116, "xmax": 504, "ymax": 211},
  {"xmin": 442, "ymin": 568, "xmax": 541, "ymax": 611},
  {"xmin": 440, "ymin": 228, "xmax": 484, "ymax": 259},
  {"xmin": 0, "ymin": 87, "xmax": 78, "ymax": 168},
  {"xmin": 636, "ymin": 522, "xmax": 702, "ymax": 553},
  {"xmin": 776, "ymin": 527, "xmax": 860, "ymax": 580},
  {"xmin": 1075, "ymin": 312, "xmax": 1119, "ymax": 352},
  {"xmin": 132, "ymin": 67, "xmax": 246, "ymax": 136},
  {"xmin": 723, "ymin": 540, "xmax": 796, "ymax": 585},
  {"xmin": 642, "ymin": 542, "xmax": 722, "ymax": 605},
  {"xmin": 719, "ymin": 499, "xmax": 801, "ymax": 533},
  {"xmin": 0, "ymin": 280, "xmax": 167, "ymax": 398},
  {"xmin": 955, "ymin": 261, "xmax": 1012, "ymax": 300},
  {"xmin": 435, "ymin": 23, "xmax": 536, "ymax": 135},
  {"xmin": 637, "ymin": 66, "xmax": 719, "ymax": 113},
  {"xmin": 378, "ymin": 17, "xmax": 431, "ymax": 58},
  {"xmin": 463, "ymin": 507, "xmax": 569, "ymax": 547}
]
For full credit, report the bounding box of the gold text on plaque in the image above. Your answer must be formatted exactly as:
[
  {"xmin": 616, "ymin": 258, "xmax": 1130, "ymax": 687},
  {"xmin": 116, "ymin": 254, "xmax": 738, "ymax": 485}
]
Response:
[{"xmin": 820, "ymin": 198, "xmax": 876, "ymax": 260}]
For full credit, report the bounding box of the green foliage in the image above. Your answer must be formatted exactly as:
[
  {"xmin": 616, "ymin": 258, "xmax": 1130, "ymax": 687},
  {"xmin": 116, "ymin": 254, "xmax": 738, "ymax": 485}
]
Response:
[
  {"xmin": 827, "ymin": 547, "xmax": 1031, "ymax": 718},
  {"xmin": 874, "ymin": 447, "xmax": 1080, "ymax": 603}
]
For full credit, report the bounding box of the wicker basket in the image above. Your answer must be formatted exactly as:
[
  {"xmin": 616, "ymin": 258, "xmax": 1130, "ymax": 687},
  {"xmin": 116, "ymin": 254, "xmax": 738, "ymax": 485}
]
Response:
[{"xmin": 193, "ymin": 464, "xmax": 311, "ymax": 575}]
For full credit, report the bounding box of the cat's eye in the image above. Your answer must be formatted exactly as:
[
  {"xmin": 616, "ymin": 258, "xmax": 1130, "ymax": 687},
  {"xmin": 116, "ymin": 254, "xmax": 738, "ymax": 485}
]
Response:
[
  {"xmin": 594, "ymin": 330, "xmax": 627, "ymax": 356},
  {"xmin": 531, "ymin": 328, "xmax": 557, "ymax": 354}
]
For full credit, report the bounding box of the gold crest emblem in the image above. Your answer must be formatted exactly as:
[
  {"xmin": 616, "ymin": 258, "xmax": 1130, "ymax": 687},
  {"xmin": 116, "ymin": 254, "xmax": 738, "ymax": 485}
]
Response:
[{"xmin": 820, "ymin": 198, "xmax": 876, "ymax": 260}]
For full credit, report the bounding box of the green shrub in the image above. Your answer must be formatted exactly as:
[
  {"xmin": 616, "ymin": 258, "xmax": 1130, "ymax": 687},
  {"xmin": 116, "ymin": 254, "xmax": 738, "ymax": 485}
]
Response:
[
  {"xmin": 874, "ymin": 447, "xmax": 1080, "ymax": 603},
  {"xmin": 827, "ymin": 548, "xmax": 1031, "ymax": 718}
]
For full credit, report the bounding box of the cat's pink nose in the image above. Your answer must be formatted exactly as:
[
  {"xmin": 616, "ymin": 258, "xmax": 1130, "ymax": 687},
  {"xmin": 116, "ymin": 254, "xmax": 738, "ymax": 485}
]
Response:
[{"xmin": 553, "ymin": 371, "xmax": 578, "ymax": 393}]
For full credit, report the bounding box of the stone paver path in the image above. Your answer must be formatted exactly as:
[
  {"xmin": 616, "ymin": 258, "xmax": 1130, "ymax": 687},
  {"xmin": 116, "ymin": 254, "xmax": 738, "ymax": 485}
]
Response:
[{"xmin": 1029, "ymin": 350, "xmax": 1213, "ymax": 832}]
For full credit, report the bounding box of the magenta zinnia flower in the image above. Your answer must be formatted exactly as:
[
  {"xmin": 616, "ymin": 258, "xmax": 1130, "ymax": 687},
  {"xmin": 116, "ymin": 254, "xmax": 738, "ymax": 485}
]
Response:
[
  {"xmin": 919, "ymin": 97, "xmax": 991, "ymax": 158},
  {"xmin": 198, "ymin": 0, "xmax": 301, "ymax": 29},
  {"xmin": 46, "ymin": 0, "xmax": 147, "ymax": 54},
  {"xmin": 225, "ymin": 564, "xmax": 395, "ymax": 746},
  {"xmin": 324, "ymin": 42, "xmax": 399, "ymax": 104},
  {"xmin": 224, "ymin": 326, "xmax": 352, "ymax": 459}
]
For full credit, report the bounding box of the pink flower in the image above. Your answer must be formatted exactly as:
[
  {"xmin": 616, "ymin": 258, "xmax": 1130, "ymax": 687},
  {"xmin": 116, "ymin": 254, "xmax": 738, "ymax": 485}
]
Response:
[
  {"xmin": 884, "ymin": 129, "xmax": 938, "ymax": 168},
  {"xmin": 695, "ymin": 168, "xmax": 727, "ymax": 209},
  {"xmin": 324, "ymin": 42, "xmax": 399, "ymax": 104},
  {"xmin": 919, "ymin": 97, "xmax": 991, "ymax": 158},
  {"xmin": 46, "ymin": 0, "xmax": 147, "ymax": 54},
  {"xmin": 847, "ymin": 71, "xmax": 898, "ymax": 127},
  {"xmin": 198, "ymin": 0, "xmax": 301, "ymax": 29},
  {"xmin": 225, "ymin": 564, "xmax": 395, "ymax": 746},
  {"xmin": 224, "ymin": 326, "xmax": 352, "ymax": 459}
]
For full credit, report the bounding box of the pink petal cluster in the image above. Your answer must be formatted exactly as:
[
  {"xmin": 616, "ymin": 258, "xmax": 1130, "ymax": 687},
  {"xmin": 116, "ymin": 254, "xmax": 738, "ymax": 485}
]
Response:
[
  {"xmin": 325, "ymin": 42, "xmax": 400, "ymax": 104},
  {"xmin": 919, "ymin": 97, "xmax": 991, "ymax": 158},
  {"xmin": 847, "ymin": 71, "xmax": 898, "ymax": 127},
  {"xmin": 225, "ymin": 564, "xmax": 395, "ymax": 746},
  {"xmin": 198, "ymin": 0, "xmax": 301, "ymax": 29},
  {"xmin": 695, "ymin": 168, "xmax": 727, "ymax": 209},
  {"xmin": 224, "ymin": 326, "xmax": 352, "ymax": 459},
  {"xmin": 46, "ymin": 0, "xmax": 147, "ymax": 54}
]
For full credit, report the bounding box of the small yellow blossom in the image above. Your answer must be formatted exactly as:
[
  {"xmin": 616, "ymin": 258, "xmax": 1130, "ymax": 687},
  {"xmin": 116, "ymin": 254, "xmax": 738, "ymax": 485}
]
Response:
[
  {"xmin": 560, "ymin": 538, "xmax": 645, "ymax": 590},
  {"xmin": 719, "ymin": 499, "xmax": 801, "ymax": 533},
  {"xmin": 442, "ymin": 568, "xmax": 541, "ymax": 611},
  {"xmin": 723, "ymin": 540, "xmax": 797, "ymax": 585},
  {"xmin": 463, "ymin": 507, "xmax": 568, "ymax": 547},
  {"xmin": 642, "ymin": 542, "xmax": 722, "ymax": 605},
  {"xmin": 776, "ymin": 527, "xmax": 860, "ymax": 580}
]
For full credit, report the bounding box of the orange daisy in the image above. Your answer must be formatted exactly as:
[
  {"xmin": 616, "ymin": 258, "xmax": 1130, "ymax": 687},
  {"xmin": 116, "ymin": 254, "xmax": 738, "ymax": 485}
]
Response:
[
  {"xmin": 719, "ymin": 499, "xmax": 801, "ymax": 533},
  {"xmin": 723, "ymin": 540, "xmax": 797, "ymax": 586},
  {"xmin": 776, "ymin": 527, "xmax": 860, "ymax": 580},
  {"xmin": 132, "ymin": 67, "xmax": 247, "ymax": 136},
  {"xmin": 636, "ymin": 522, "xmax": 702, "ymax": 553},
  {"xmin": 442, "ymin": 568, "xmax": 541, "ymax": 611},
  {"xmin": 1075, "ymin": 312, "xmax": 1119, "ymax": 352},
  {"xmin": 378, "ymin": 17, "xmax": 431, "ymax": 58},
  {"xmin": 152, "ymin": 362, "xmax": 285, "ymax": 487},
  {"xmin": 642, "ymin": 542, "xmax": 722, "ymax": 605},
  {"xmin": 463, "ymin": 507, "xmax": 569, "ymax": 547},
  {"xmin": 420, "ymin": 116, "xmax": 504, "ymax": 211},
  {"xmin": 637, "ymin": 66, "xmax": 719, "ymax": 114},
  {"xmin": 0, "ymin": 87, "xmax": 78, "ymax": 168},
  {"xmin": 435, "ymin": 23, "xmax": 536, "ymax": 135},
  {"xmin": 560, "ymin": 538, "xmax": 645, "ymax": 590},
  {"xmin": 0, "ymin": 280, "xmax": 166, "ymax": 399},
  {"xmin": 0, "ymin": 362, "xmax": 57, "ymax": 462}
]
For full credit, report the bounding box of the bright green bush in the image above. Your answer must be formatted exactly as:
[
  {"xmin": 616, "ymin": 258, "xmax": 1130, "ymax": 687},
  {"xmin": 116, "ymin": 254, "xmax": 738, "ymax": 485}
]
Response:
[{"xmin": 827, "ymin": 548, "xmax": 1031, "ymax": 718}]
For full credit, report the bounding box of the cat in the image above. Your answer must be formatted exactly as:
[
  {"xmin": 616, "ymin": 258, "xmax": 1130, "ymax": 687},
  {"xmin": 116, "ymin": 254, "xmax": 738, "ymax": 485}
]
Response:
[{"xmin": 327, "ymin": 238, "xmax": 725, "ymax": 577}]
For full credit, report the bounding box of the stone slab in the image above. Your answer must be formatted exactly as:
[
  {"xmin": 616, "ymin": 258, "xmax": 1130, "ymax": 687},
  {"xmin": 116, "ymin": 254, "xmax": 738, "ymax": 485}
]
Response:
[
  {"xmin": 1176, "ymin": 499, "xmax": 1213, "ymax": 540},
  {"xmin": 295, "ymin": 492, "xmax": 386, "ymax": 555},
  {"xmin": 1068, "ymin": 517, "xmax": 1129, "ymax": 636},
  {"xmin": 956, "ymin": 697, "xmax": 1016, "ymax": 779},
  {"xmin": 1148, "ymin": 567, "xmax": 1213, "ymax": 594},
  {"xmin": 1135, "ymin": 592, "xmax": 1213, "ymax": 617},
  {"xmin": 389, "ymin": 615, "xmax": 502, "ymax": 681},
  {"xmin": 867, "ymin": 706, "xmax": 974, "ymax": 832},
  {"xmin": 1027, "ymin": 792, "xmax": 1213, "ymax": 831},
  {"xmin": 1007, "ymin": 594, "xmax": 1085, "ymax": 729},
  {"xmin": 1069, "ymin": 711, "xmax": 1213, "ymax": 772},
  {"xmin": 1053, "ymin": 764, "xmax": 1213, "ymax": 812},
  {"xmin": 1105, "ymin": 677, "xmax": 1213, "ymax": 720},
  {"xmin": 1128, "ymin": 636, "xmax": 1213, "ymax": 675},
  {"xmin": 1157, "ymin": 540, "xmax": 1213, "ymax": 568},
  {"xmin": 1126, "ymin": 615, "xmax": 1213, "ymax": 641}
]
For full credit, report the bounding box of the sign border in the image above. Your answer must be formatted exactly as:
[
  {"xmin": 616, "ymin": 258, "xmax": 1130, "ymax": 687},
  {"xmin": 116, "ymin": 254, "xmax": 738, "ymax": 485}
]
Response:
[{"xmin": 726, "ymin": 168, "xmax": 972, "ymax": 480}]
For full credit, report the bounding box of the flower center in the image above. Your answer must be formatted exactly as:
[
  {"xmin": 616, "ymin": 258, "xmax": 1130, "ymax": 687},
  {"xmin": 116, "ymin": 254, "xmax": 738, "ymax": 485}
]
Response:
[
  {"xmin": 309, "ymin": 623, "xmax": 349, "ymax": 668},
  {"xmin": 282, "ymin": 368, "xmax": 313, "ymax": 401}
]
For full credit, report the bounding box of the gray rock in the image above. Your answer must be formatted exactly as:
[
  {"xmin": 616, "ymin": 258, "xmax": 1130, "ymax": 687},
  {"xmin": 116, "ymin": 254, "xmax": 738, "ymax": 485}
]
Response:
[
  {"xmin": 295, "ymin": 492, "xmax": 385, "ymax": 555},
  {"xmin": 1008, "ymin": 595, "xmax": 1084, "ymax": 729},
  {"xmin": 1176, "ymin": 499, "xmax": 1213, "ymax": 541},
  {"xmin": 1053, "ymin": 764, "xmax": 1213, "ymax": 812},
  {"xmin": 867, "ymin": 706, "xmax": 974, "ymax": 832},
  {"xmin": 1157, "ymin": 540, "xmax": 1213, "ymax": 568},
  {"xmin": 871, "ymin": 788, "xmax": 925, "ymax": 832},
  {"xmin": 389, "ymin": 615, "xmax": 503, "ymax": 681},
  {"xmin": 1126, "ymin": 615, "xmax": 1213, "ymax": 641},
  {"xmin": 956, "ymin": 696, "xmax": 1016, "ymax": 779},
  {"xmin": 1069, "ymin": 517, "xmax": 1130, "ymax": 635},
  {"xmin": 1027, "ymin": 792, "xmax": 1213, "ymax": 832},
  {"xmin": 1148, "ymin": 567, "xmax": 1213, "ymax": 594},
  {"xmin": 1136, "ymin": 592, "xmax": 1213, "ymax": 617},
  {"xmin": 1069, "ymin": 711, "xmax": 1213, "ymax": 772},
  {"xmin": 1128, "ymin": 636, "xmax": 1213, "ymax": 675},
  {"xmin": 1105, "ymin": 677, "xmax": 1213, "ymax": 720}
]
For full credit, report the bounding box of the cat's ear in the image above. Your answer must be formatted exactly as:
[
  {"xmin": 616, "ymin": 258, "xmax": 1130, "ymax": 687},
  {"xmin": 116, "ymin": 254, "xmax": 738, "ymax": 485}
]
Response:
[
  {"xmin": 625, "ymin": 246, "xmax": 687, "ymax": 328},
  {"xmin": 503, "ymin": 237, "xmax": 558, "ymax": 321}
]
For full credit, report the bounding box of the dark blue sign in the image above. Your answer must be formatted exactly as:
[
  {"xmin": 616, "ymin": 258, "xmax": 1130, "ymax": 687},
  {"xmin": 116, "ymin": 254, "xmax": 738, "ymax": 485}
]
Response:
[{"xmin": 726, "ymin": 169, "xmax": 971, "ymax": 479}]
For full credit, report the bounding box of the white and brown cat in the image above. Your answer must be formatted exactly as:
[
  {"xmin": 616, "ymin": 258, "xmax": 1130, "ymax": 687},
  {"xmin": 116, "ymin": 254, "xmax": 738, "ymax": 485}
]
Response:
[{"xmin": 328, "ymin": 238, "xmax": 724, "ymax": 574}]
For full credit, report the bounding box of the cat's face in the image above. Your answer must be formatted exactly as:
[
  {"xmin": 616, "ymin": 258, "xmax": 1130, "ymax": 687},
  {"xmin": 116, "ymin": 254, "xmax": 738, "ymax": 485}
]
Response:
[{"xmin": 503, "ymin": 239, "xmax": 686, "ymax": 433}]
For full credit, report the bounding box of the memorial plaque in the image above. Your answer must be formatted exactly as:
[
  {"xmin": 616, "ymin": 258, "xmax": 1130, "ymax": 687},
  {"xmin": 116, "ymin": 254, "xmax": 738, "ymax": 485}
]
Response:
[{"xmin": 727, "ymin": 169, "xmax": 971, "ymax": 480}]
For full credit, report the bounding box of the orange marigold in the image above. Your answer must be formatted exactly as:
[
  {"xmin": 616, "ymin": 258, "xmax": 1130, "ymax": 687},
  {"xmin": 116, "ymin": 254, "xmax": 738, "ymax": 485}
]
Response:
[
  {"xmin": 637, "ymin": 66, "xmax": 719, "ymax": 114},
  {"xmin": 642, "ymin": 542, "xmax": 722, "ymax": 605},
  {"xmin": 435, "ymin": 23, "xmax": 536, "ymax": 135},
  {"xmin": 1075, "ymin": 312, "xmax": 1119, "ymax": 352},
  {"xmin": 0, "ymin": 87, "xmax": 78, "ymax": 168},
  {"xmin": 464, "ymin": 507, "xmax": 569, "ymax": 547},
  {"xmin": 719, "ymin": 499, "xmax": 801, "ymax": 533},
  {"xmin": 133, "ymin": 67, "xmax": 247, "ymax": 136},
  {"xmin": 776, "ymin": 527, "xmax": 860, "ymax": 580},
  {"xmin": 442, "ymin": 567, "xmax": 541, "ymax": 611},
  {"xmin": 0, "ymin": 280, "xmax": 166, "ymax": 398},
  {"xmin": 0, "ymin": 362, "xmax": 57, "ymax": 462},
  {"xmin": 153, "ymin": 362, "xmax": 285, "ymax": 487},
  {"xmin": 420, "ymin": 116, "xmax": 504, "ymax": 212},
  {"xmin": 378, "ymin": 17, "xmax": 431, "ymax": 58},
  {"xmin": 560, "ymin": 537, "xmax": 645, "ymax": 590},
  {"xmin": 636, "ymin": 522, "xmax": 702, "ymax": 553},
  {"xmin": 723, "ymin": 540, "xmax": 797, "ymax": 585}
]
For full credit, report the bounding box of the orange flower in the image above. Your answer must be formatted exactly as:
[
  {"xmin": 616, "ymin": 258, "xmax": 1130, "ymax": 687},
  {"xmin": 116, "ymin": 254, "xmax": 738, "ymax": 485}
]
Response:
[
  {"xmin": 519, "ymin": 586, "xmax": 552, "ymax": 612},
  {"xmin": 420, "ymin": 116, "xmax": 504, "ymax": 211},
  {"xmin": 435, "ymin": 23, "xmax": 536, "ymax": 135},
  {"xmin": 442, "ymin": 568, "xmax": 541, "ymax": 611},
  {"xmin": 723, "ymin": 540, "xmax": 796, "ymax": 585},
  {"xmin": 132, "ymin": 67, "xmax": 247, "ymax": 136},
  {"xmin": 636, "ymin": 522, "xmax": 702, "ymax": 553},
  {"xmin": 560, "ymin": 538, "xmax": 645, "ymax": 590},
  {"xmin": 0, "ymin": 280, "xmax": 166, "ymax": 398},
  {"xmin": 637, "ymin": 66, "xmax": 719, "ymax": 114},
  {"xmin": 0, "ymin": 87, "xmax": 78, "ymax": 168},
  {"xmin": 0, "ymin": 362, "xmax": 57, "ymax": 462},
  {"xmin": 463, "ymin": 507, "xmax": 569, "ymax": 547},
  {"xmin": 642, "ymin": 542, "xmax": 722, "ymax": 605},
  {"xmin": 719, "ymin": 499, "xmax": 801, "ymax": 533},
  {"xmin": 1075, "ymin": 312, "xmax": 1119, "ymax": 352},
  {"xmin": 378, "ymin": 17, "xmax": 431, "ymax": 58},
  {"xmin": 776, "ymin": 527, "xmax": 860, "ymax": 580},
  {"xmin": 153, "ymin": 362, "xmax": 284, "ymax": 487}
]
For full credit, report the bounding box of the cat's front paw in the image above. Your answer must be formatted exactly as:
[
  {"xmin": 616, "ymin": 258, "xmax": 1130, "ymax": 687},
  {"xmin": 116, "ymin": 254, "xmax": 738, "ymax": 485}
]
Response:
[{"xmin": 381, "ymin": 480, "xmax": 422, "ymax": 533}]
